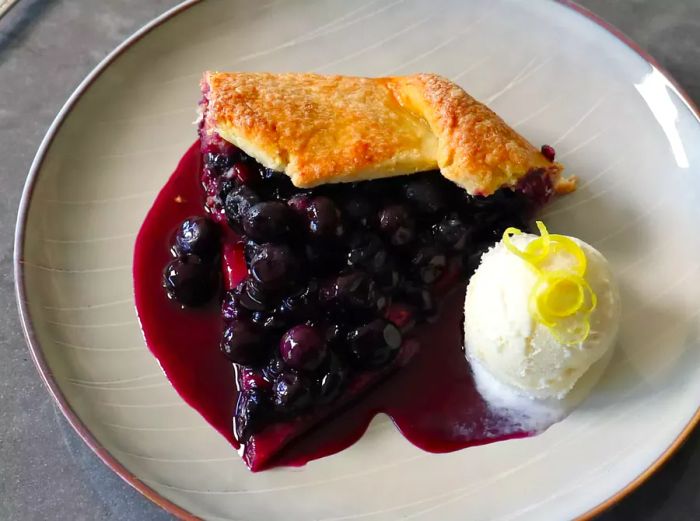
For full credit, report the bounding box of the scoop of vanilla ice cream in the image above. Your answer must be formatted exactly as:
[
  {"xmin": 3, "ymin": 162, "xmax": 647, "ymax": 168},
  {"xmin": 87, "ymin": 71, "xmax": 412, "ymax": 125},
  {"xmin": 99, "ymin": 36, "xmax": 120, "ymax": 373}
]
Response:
[{"xmin": 464, "ymin": 233, "xmax": 620, "ymax": 400}]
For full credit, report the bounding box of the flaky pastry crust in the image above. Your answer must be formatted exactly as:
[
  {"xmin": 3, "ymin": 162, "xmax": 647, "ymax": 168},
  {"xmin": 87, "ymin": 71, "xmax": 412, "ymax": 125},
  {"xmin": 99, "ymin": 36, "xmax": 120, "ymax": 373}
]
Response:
[{"xmin": 201, "ymin": 72, "xmax": 570, "ymax": 196}]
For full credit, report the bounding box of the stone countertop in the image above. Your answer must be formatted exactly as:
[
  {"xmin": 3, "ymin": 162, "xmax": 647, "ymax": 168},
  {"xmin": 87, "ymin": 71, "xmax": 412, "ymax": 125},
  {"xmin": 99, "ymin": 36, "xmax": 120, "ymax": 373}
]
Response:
[{"xmin": 0, "ymin": 1, "xmax": 698, "ymax": 519}]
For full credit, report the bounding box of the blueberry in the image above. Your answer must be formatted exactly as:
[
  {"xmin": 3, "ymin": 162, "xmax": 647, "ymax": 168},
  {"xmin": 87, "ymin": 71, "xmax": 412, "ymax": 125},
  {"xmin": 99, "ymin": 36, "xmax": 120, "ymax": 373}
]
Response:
[
  {"xmin": 305, "ymin": 196, "xmax": 343, "ymax": 240},
  {"xmin": 174, "ymin": 216, "xmax": 220, "ymax": 259},
  {"xmin": 470, "ymin": 188, "xmax": 528, "ymax": 219},
  {"xmin": 249, "ymin": 244, "xmax": 299, "ymax": 293},
  {"xmin": 279, "ymin": 324, "xmax": 327, "ymax": 372},
  {"xmin": 236, "ymin": 279, "xmax": 269, "ymax": 310},
  {"xmin": 234, "ymin": 388, "xmax": 269, "ymax": 442},
  {"xmin": 251, "ymin": 309, "xmax": 288, "ymax": 331},
  {"xmin": 304, "ymin": 242, "xmax": 342, "ymax": 274},
  {"xmin": 541, "ymin": 144, "xmax": 556, "ymax": 162},
  {"xmin": 205, "ymin": 152, "xmax": 233, "ymax": 174},
  {"xmin": 347, "ymin": 319, "xmax": 402, "ymax": 368},
  {"xmin": 272, "ymin": 371, "xmax": 313, "ymax": 413},
  {"xmin": 279, "ymin": 281, "xmax": 319, "ymax": 321},
  {"xmin": 218, "ymin": 180, "xmax": 235, "ymax": 200},
  {"xmin": 433, "ymin": 218, "xmax": 469, "ymax": 251},
  {"xmin": 346, "ymin": 232, "xmax": 387, "ymax": 274},
  {"xmin": 320, "ymin": 270, "xmax": 384, "ymax": 313},
  {"xmin": 317, "ymin": 354, "xmax": 347, "ymax": 404},
  {"xmin": 220, "ymin": 321, "xmax": 267, "ymax": 366},
  {"xmin": 259, "ymin": 167, "xmax": 277, "ymax": 181},
  {"xmin": 341, "ymin": 195, "xmax": 375, "ymax": 227},
  {"xmin": 378, "ymin": 204, "xmax": 415, "ymax": 246},
  {"xmin": 287, "ymin": 193, "xmax": 313, "ymax": 215},
  {"xmin": 225, "ymin": 186, "xmax": 260, "ymax": 230},
  {"xmin": 475, "ymin": 216, "xmax": 521, "ymax": 244},
  {"xmin": 262, "ymin": 356, "xmax": 286, "ymax": 382},
  {"xmin": 243, "ymin": 201, "xmax": 294, "ymax": 242},
  {"xmin": 243, "ymin": 239, "xmax": 262, "ymax": 264},
  {"xmin": 258, "ymin": 169, "xmax": 298, "ymax": 200},
  {"xmin": 221, "ymin": 290, "xmax": 248, "ymax": 321},
  {"xmin": 403, "ymin": 176, "xmax": 446, "ymax": 214},
  {"xmin": 324, "ymin": 323, "xmax": 347, "ymax": 350},
  {"xmin": 238, "ymin": 369, "xmax": 271, "ymax": 392},
  {"xmin": 411, "ymin": 245, "xmax": 447, "ymax": 284},
  {"xmin": 163, "ymin": 257, "xmax": 219, "ymax": 307}
]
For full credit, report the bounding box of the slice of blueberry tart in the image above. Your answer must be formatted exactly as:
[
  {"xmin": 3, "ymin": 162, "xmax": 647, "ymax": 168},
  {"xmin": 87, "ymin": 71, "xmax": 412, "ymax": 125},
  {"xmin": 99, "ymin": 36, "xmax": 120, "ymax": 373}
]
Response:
[{"xmin": 161, "ymin": 72, "xmax": 572, "ymax": 471}]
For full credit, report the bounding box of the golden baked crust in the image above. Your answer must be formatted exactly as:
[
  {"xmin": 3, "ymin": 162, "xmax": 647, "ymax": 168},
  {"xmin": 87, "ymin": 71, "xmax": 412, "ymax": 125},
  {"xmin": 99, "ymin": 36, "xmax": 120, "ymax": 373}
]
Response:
[{"xmin": 201, "ymin": 72, "xmax": 569, "ymax": 196}]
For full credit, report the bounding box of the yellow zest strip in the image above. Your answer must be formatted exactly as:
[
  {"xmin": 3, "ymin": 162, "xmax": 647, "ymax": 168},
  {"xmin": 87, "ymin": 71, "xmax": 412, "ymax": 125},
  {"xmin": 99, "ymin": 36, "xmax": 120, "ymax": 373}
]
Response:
[
  {"xmin": 547, "ymin": 235, "xmax": 587, "ymax": 276},
  {"xmin": 551, "ymin": 317, "xmax": 591, "ymax": 344},
  {"xmin": 504, "ymin": 224, "xmax": 551, "ymax": 265},
  {"xmin": 503, "ymin": 222, "xmax": 598, "ymax": 345}
]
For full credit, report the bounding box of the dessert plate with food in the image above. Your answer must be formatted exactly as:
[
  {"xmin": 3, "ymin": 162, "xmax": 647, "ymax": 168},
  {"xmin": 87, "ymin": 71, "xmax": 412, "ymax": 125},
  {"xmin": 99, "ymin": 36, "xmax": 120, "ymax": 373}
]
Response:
[{"xmin": 14, "ymin": 1, "xmax": 700, "ymax": 520}]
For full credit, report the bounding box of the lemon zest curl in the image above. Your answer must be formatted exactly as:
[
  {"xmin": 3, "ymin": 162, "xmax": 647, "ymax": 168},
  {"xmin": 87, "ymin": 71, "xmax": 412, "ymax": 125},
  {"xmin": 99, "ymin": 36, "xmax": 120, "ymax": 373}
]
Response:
[{"xmin": 503, "ymin": 222, "xmax": 597, "ymax": 344}]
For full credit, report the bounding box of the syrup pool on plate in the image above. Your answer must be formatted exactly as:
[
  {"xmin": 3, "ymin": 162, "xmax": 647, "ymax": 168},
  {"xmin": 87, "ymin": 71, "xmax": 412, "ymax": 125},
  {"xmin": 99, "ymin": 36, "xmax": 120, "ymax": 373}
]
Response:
[{"xmin": 133, "ymin": 142, "xmax": 560, "ymax": 470}]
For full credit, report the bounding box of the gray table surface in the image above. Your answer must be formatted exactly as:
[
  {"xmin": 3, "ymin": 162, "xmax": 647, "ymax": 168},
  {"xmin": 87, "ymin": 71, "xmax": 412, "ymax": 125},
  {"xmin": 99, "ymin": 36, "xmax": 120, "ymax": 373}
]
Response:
[{"xmin": 1, "ymin": 1, "xmax": 699, "ymax": 519}]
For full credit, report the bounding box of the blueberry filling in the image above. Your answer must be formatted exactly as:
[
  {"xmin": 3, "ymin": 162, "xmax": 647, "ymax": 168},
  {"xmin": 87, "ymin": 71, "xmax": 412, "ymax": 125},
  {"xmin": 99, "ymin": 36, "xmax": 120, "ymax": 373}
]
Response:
[{"xmin": 165, "ymin": 134, "xmax": 545, "ymax": 443}]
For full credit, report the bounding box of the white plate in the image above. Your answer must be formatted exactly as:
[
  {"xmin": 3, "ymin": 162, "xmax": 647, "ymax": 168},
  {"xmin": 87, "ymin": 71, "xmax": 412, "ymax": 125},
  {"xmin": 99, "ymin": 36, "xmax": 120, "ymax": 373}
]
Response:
[{"xmin": 14, "ymin": 1, "xmax": 700, "ymax": 519}]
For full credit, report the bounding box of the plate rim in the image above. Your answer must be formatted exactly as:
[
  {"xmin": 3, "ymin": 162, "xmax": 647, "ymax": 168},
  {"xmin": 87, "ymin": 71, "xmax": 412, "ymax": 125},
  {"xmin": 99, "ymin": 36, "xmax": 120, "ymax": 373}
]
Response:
[{"xmin": 12, "ymin": 1, "xmax": 700, "ymax": 520}]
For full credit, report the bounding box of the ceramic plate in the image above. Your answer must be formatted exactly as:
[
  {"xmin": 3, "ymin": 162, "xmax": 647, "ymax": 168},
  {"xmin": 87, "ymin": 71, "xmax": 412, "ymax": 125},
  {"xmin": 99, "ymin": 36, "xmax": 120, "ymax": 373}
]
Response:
[{"xmin": 15, "ymin": 0, "xmax": 700, "ymax": 519}]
